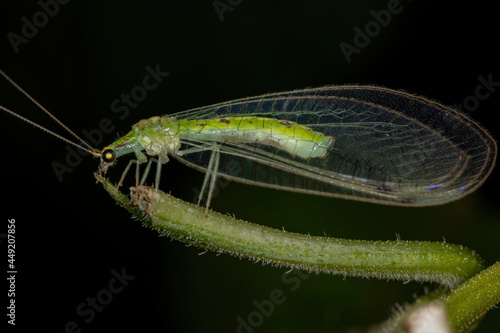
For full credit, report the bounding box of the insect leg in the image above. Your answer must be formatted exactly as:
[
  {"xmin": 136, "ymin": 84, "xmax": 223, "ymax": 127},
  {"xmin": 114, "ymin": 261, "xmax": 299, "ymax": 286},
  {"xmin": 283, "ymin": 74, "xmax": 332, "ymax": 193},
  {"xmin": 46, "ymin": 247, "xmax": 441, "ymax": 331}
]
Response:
[
  {"xmin": 197, "ymin": 148, "xmax": 217, "ymax": 206},
  {"xmin": 135, "ymin": 159, "xmax": 140, "ymax": 186},
  {"xmin": 176, "ymin": 144, "xmax": 212, "ymax": 157},
  {"xmin": 114, "ymin": 149, "xmax": 150, "ymax": 189},
  {"xmin": 139, "ymin": 159, "xmax": 155, "ymax": 186},
  {"xmin": 204, "ymin": 149, "xmax": 220, "ymax": 217},
  {"xmin": 155, "ymin": 156, "xmax": 163, "ymax": 190},
  {"xmin": 181, "ymin": 144, "xmax": 221, "ymax": 215},
  {"xmin": 117, "ymin": 160, "xmax": 140, "ymax": 189},
  {"xmin": 138, "ymin": 155, "xmax": 167, "ymax": 190}
]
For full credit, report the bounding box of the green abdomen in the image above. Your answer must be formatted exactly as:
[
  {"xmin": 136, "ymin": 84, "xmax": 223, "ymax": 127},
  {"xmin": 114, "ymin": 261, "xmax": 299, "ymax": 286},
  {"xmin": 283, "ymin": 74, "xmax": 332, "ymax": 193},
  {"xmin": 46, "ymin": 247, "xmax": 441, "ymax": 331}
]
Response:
[{"xmin": 177, "ymin": 116, "xmax": 333, "ymax": 158}]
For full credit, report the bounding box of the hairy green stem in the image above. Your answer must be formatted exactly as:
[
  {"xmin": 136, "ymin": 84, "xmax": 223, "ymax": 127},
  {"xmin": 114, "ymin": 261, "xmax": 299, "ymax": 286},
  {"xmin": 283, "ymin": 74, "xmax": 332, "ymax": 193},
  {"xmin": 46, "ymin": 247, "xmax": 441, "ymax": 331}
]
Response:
[
  {"xmin": 444, "ymin": 260, "xmax": 500, "ymax": 332},
  {"xmin": 96, "ymin": 175, "xmax": 482, "ymax": 287}
]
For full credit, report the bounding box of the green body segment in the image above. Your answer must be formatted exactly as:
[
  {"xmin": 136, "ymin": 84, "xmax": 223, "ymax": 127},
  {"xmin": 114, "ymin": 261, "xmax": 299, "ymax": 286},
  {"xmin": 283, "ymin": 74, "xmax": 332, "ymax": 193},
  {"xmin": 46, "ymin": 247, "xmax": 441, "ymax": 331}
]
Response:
[
  {"xmin": 104, "ymin": 115, "xmax": 333, "ymax": 160},
  {"xmin": 178, "ymin": 116, "xmax": 333, "ymax": 158}
]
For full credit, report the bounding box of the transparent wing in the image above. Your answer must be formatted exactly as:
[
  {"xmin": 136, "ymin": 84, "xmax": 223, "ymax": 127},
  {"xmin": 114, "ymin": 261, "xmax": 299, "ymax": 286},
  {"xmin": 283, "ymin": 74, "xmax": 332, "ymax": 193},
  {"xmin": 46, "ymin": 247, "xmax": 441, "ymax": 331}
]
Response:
[{"xmin": 168, "ymin": 86, "xmax": 496, "ymax": 206}]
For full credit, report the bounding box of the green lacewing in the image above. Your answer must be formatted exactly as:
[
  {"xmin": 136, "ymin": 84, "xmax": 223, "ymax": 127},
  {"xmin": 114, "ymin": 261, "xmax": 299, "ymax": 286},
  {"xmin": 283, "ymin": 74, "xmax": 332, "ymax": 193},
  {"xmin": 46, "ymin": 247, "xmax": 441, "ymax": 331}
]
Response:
[
  {"xmin": 99, "ymin": 85, "xmax": 496, "ymax": 207},
  {"xmin": 1, "ymin": 69, "xmax": 496, "ymax": 208}
]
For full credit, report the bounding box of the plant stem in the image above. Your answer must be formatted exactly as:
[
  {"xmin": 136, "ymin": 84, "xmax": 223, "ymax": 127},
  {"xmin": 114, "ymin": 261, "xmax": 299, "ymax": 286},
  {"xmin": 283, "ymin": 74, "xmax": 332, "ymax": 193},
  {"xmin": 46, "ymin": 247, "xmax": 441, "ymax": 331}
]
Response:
[
  {"xmin": 96, "ymin": 174, "xmax": 483, "ymax": 287},
  {"xmin": 444, "ymin": 260, "xmax": 500, "ymax": 332}
]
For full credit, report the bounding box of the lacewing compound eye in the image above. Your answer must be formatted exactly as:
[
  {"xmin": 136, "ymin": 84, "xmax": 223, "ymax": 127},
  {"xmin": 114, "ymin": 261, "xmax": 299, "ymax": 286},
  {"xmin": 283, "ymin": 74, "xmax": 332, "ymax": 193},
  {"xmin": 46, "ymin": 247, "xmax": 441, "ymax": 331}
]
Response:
[{"xmin": 102, "ymin": 149, "xmax": 116, "ymax": 163}]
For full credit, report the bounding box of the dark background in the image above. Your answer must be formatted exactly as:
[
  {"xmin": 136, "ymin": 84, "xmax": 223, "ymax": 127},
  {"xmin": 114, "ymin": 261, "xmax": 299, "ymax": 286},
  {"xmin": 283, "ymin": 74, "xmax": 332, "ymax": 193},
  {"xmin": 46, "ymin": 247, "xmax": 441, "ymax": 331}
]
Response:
[{"xmin": 1, "ymin": 1, "xmax": 499, "ymax": 332}]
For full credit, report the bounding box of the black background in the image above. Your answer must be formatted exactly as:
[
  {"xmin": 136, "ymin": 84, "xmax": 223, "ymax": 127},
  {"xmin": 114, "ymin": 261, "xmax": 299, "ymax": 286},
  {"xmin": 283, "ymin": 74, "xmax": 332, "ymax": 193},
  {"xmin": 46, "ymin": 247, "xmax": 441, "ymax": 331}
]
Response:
[{"xmin": 1, "ymin": 1, "xmax": 499, "ymax": 332}]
